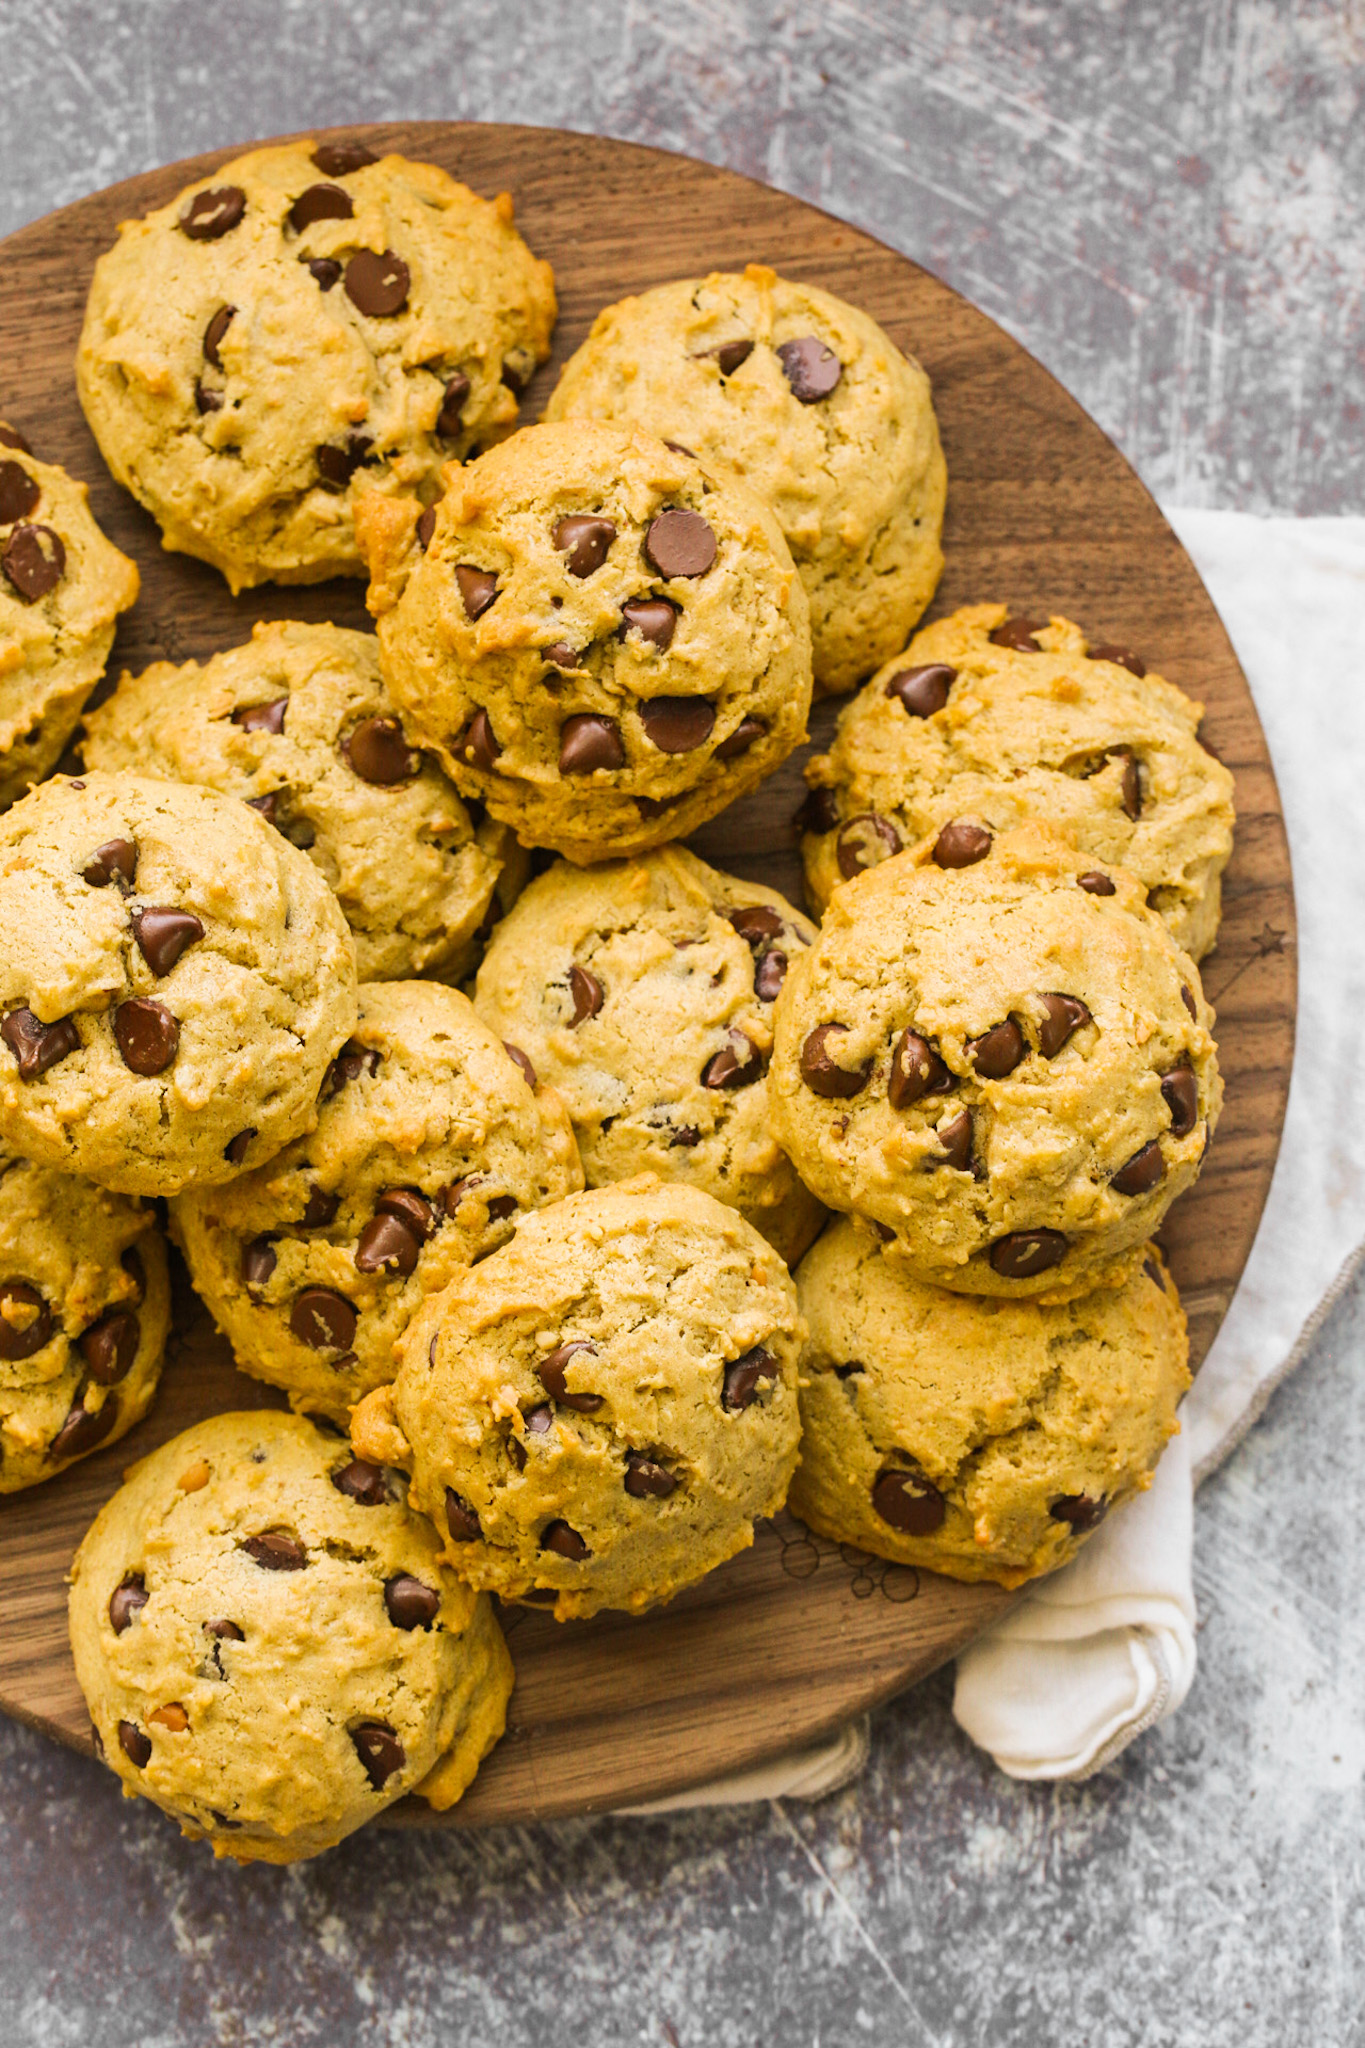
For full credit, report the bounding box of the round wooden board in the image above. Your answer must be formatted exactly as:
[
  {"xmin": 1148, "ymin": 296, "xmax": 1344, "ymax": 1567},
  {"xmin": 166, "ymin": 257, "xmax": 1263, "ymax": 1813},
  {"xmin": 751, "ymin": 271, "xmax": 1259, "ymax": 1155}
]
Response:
[{"xmin": 0, "ymin": 124, "xmax": 1295, "ymax": 1829}]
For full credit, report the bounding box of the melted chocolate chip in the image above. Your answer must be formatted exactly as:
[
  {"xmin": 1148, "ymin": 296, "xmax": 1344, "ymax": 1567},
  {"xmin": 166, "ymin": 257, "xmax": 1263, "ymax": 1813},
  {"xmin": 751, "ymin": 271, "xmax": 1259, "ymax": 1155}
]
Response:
[
  {"xmin": 352, "ymin": 1721, "xmax": 405, "ymax": 1790},
  {"xmin": 620, "ymin": 597, "xmax": 678, "ymax": 650},
  {"xmin": 1161, "ymin": 1067, "xmax": 1199, "ymax": 1138},
  {"xmin": 344, "ymin": 248, "xmax": 410, "ymax": 317},
  {"xmin": 82, "ymin": 838, "xmax": 137, "ymax": 888},
  {"xmin": 541, "ymin": 1520, "xmax": 589, "ymax": 1560},
  {"xmin": 543, "ymin": 641, "xmax": 580, "ymax": 669},
  {"xmin": 0, "ymin": 424, "xmax": 32, "ymax": 455},
  {"xmin": 568, "ymin": 964, "xmax": 604, "ymax": 1024},
  {"xmin": 1145, "ymin": 1256, "xmax": 1167, "ymax": 1292},
  {"xmin": 932, "ymin": 820, "xmax": 992, "ymax": 868},
  {"xmin": 376, "ymin": 1188, "xmax": 434, "ymax": 1240},
  {"xmin": 290, "ymin": 1288, "xmax": 357, "ymax": 1351},
  {"xmin": 436, "ymin": 372, "xmax": 471, "ymax": 437},
  {"xmin": 1078, "ymin": 870, "xmax": 1116, "ymax": 897},
  {"xmin": 303, "ymin": 255, "xmax": 342, "ymax": 290},
  {"xmin": 1037, "ymin": 993, "xmax": 1090, "ymax": 1058},
  {"xmin": 644, "ymin": 508, "xmax": 716, "ymax": 579},
  {"xmin": 1181, "ymin": 986, "xmax": 1198, "ymax": 1020},
  {"xmin": 702, "ymin": 338, "xmax": 753, "ymax": 375},
  {"xmin": 301, "ymin": 1186, "xmax": 340, "ymax": 1228},
  {"xmin": 453, "ymin": 707, "xmax": 499, "ymax": 771},
  {"xmin": 503, "ymin": 1042, "xmax": 537, "ymax": 1089},
  {"xmin": 243, "ymin": 1532, "xmax": 307, "ymax": 1571},
  {"xmin": 728, "ymin": 904, "xmax": 784, "ymax": 946},
  {"xmin": 316, "ymin": 434, "xmax": 373, "ymax": 488},
  {"xmin": 722, "ymin": 1345, "xmax": 777, "ymax": 1412},
  {"xmin": 887, "ymin": 1029, "xmax": 951, "ymax": 1108},
  {"xmin": 989, "ymin": 616, "xmax": 1044, "ymax": 652},
  {"xmin": 289, "ymin": 182, "xmax": 354, "ymax": 231},
  {"xmin": 0, "ymin": 460, "xmax": 40, "ymax": 525},
  {"xmin": 224, "ymin": 1129, "xmax": 255, "ymax": 1165},
  {"xmin": 179, "ymin": 186, "xmax": 245, "ymax": 240},
  {"xmin": 1, "ymin": 1007, "xmax": 78, "ymax": 1078},
  {"xmin": 203, "ymin": 305, "xmax": 235, "ymax": 367},
  {"xmin": 872, "ymin": 1466, "xmax": 946, "ymax": 1534},
  {"xmin": 455, "ymin": 565, "xmax": 499, "ymax": 620},
  {"xmin": 539, "ymin": 1340, "xmax": 603, "ymax": 1413},
  {"xmin": 754, "ymin": 948, "xmax": 788, "ymax": 1001},
  {"xmin": 625, "ymin": 1451, "xmax": 678, "ymax": 1498},
  {"xmin": 133, "ymin": 906, "xmax": 204, "ymax": 977},
  {"xmin": 333, "ymin": 1458, "xmax": 390, "ymax": 1506},
  {"xmin": 702, "ymin": 1029, "xmax": 764, "ymax": 1090},
  {"xmin": 714, "ymin": 716, "xmax": 766, "ymax": 762},
  {"xmin": 836, "ymin": 812, "xmax": 902, "ymax": 881},
  {"xmin": 232, "ymin": 696, "xmax": 286, "ymax": 735},
  {"xmin": 416, "ymin": 505, "xmax": 437, "ymax": 550},
  {"xmin": 988, "ymin": 1230, "xmax": 1068, "ymax": 1279},
  {"xmin": 312, "ymin": 139, "xmax": 377, "ymax": 176},
  {"xmin": 246, "ymin": 793, "xmax": 281, "ymax": 826},
  {"xmin": 384, "ymin": 1574, "xmax": 440, "ymax": 1629},
  {"xmin": 1089, "ymin": 643, "xmax": 1147, "ymax": 678},
  {"xmin": 886, "ymin": 663, "xmax": 956, "ymax": 717},
  {"xmin": 113, "ymin": 999, "xmax": 178, "ymax": 1075},
  {"xmin": 79, "ymin": 1309, "xmax": 140, "ymax": 1385},
  {"xmin": 1111, "ymin": 747, "xmax": 1142, "ymax": 820},
  {"xmin": 446, "ymin": 1488, "xmax": 481, "ymax": 1541},
  {"xmin": 118, "ymin": 1720, "xmax": 152, "ymax": 1768},
  {"xmin": 966, "ymin": 1018, "xmax": 1025, "ymax": 1079},
  {"xmin": 50, "ymin": 1396, "xmax": 117, "ymax": 1461},
  {"xmin": 800, "ymin": 1023, "xmax": 871, "ymax": 1098},
  {"xmin": 204, "ymin": 1618, "xmax": 244, "ymax": 1641},
  {"xmin": 776, "ymin": 335, "xmax": 842, "ymax": 401},
  {"xmin": 241, "ymin": 1237, "xmax": 277, "ymax": 1291},
  {"xmin": 553, "ymin": 515, "xmax": 616, "ymax": 578},
  {"xmin": 195, "ymin": 381, "xmax": 223, "ymax": 416},
  {"xmin": 0, "ymin": 1281, "xmax": 52, "ymax": 1360},
  {"xmin": 346, "ymin": 716, "xmax": 420, "ymax": 784},
  {"xmin": 640, "ymin": 696, "xmax": 716, "ymax": 753},
  {"xmin": 559, "ymin": 713, "xmax": 624, "ymax": 774},
  {"xmin": 355, "ymin": 1211, "xmax": 422, "ymax": 1277},
  {"xmin": 2, "ymin": 523, "xmax": 65, "ymax": 601},
  {"xmin": 109, "ymin": 1576, "xmax": 148, "ymax": 1634},
  {"xmin": 1049, "ymin": 1494, "xmax": 1108, "ymax": 1531},
  {"xmin": 324, "ymin": 1040, "xmax": 380, "ymax": 1094},
  {"xmin": 1111, "ymin": 1139, "xmax": 1165, "ymax": 1196},
  {"xmin": 935, "ymin": 1107, "xmax": 973, "ymax": 1170},
  {"xmin": 794, "ymin": 787, "xmax": 840, "ymax": 835}
]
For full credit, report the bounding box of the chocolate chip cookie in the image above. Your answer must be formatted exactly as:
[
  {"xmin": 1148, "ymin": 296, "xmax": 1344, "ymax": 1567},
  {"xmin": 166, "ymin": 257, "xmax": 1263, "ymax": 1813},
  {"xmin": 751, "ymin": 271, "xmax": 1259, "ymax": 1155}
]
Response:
[
  {"xmin": 0, "ymin": 1146, "xmax": 169, "ymax": 1492},
  {"xmin": 473, "ymin": 846, "xmax": 824, "ymax": 1266},
  {"xmin": 769, "ymin": 823, "xmax": 1221, "ymax": 1298},
  {"xmin": 77, "ymin": 141, "xmax": 555, "ymax": 592},
  {"xmin": 790, "ymin": 1218, "xmax": 1189, "ymax": 1586},
  {"xmin": 0, "ymin": 423, "xmax": 139, "ymax": 809},
  {"xmin": 544, "ymin": 263, "xmax": 946, "ymax": 694},
  {"xmin": 0, "ymin": 772, "xmax": 357, "ymax": 1195},
  {"xmin": 69, "ymin": 1410, "xmax": 514, "ymax": 1862},
  {"xmin": 83, "ymin": 620, "xmax": 523, "ymax": 984},
  {"xmin": 358, "ymin": 420, "xmax": 812, "ymax": 861},
  {"xmin": 171, "ymin": 980, "xmax": 583, "ymax": 1423},
  {"xmin": 350, "ymin": 1178, "xmax": 803, "ymax": 1620},
  {"xmin": 800, "ymin": 603, "xmax": 1236, "ymax": 959}
]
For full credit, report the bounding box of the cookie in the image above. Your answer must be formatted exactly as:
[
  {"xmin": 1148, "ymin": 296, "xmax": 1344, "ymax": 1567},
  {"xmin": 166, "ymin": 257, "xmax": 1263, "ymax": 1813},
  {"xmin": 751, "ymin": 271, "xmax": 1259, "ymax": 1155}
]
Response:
[
  {"xmin": 0, "ymin": 1147, "xmax": 169, "ymax": 1492},
  {"xmin": 82, "ymin": 620, "xmax": 524, "ymax": 984},
  {"xmin": 77, "ymin": 140, "xmax": 555, "ymax": 592},
  {"xmin": 69, "ymin": 1410, "xmax": 513, "ymax": 1862},
  {"xmin": 0, "ymin": 422, "xmax": 139, "ymax": 809},
  {"xmin": 544, "ymin": 264, "xmax": 945, "ymax": 695},
  {"xmin": 351, "ymin": 1178, "xmax": 803, "ymax": 1620},
  {"xmin": 800, "ymin": 604, "xmax": 1236, "ymax": 960},
  {"xmin": 768, "ymin": 823, "xmax": 1221, "ymax": 1297},
  {"xmin": 358, "ymin": 420, "xmax": 812, "ymax": 862},
  {"xmin": 171, "ymin": 980, "xmax": 583, "ymax": 1424},
  {"xmin": 0, "ymin": 772, "xmax": 357, "ymax": 1196},
  {"xmin": 790, "ymin": 1218, "xmax": 1189, "ymax": 1586},
  {"xmin": 473, "ymin": 846, "xmax": 824, "ymax": 1266}
]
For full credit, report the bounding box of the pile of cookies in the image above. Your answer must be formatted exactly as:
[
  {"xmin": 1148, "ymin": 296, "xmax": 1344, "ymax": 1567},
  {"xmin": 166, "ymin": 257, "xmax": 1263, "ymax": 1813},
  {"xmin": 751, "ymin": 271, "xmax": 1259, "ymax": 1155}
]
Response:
[{"xmin": 0, "ymin": 135, "xmax": 1234, "ymax": 1863}]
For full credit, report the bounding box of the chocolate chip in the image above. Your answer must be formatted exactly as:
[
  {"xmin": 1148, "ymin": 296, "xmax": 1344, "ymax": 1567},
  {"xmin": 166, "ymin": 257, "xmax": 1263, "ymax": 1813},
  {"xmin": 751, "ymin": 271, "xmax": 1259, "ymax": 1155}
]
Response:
[
  {"xmin": 352, "ymin": 1721, "xmax": 405, "ymax": 1790},
  {"xmin": 446, "ymin": 1488, "xmax": 481, "ymax": 1541},
  {"xmin": 290, "ymin": 1288, "xmax": 357, "ymax": 1351},
  {"xmin": 728, "ymin": 904, "xmax": 784, "ymax": 946},
  {"xmin": 701, "ymin": 338, "xmax": 753, "ymax": 375},
  {"xmin": 243, "ymin": 1532, "xmax": 307, "ymax": 1571},
  {"xmin": 663, "ymin": 439, "xmax": 696, "ymax": 458},
  {"xmin": 114, "ymin": 999, "xmax": 178, "ymax": 1075},
  {"xmin": 118, "ymin": 1720, "xmax": 152, "ymax": 1768},
  {"xmin": 325, "ymin": 1039, "xmax": 380, "ymax": 1096},
  {"xmin": 887, "ymin": 1029, "xmax": 952, "ymax": 1108},
  {"xmin": 316, "ymin": 434, "xmax": 372, "ymax": 488},
  {"xmin": 967, "ymin": 1018, "xmax": 1025, "ymax": 1079},
  {"xmin": 1, "ymin": 1007, "xmax": 78, "ymax": 1078},
  {"xmin": 541, "ymin": 1520, "xmax": 589, "ymax": 1560},
  {"xmin": 1144, "ymin": 1256, "xmax": 1167, "ymax": 1292},
  {"xmin": 246, "ymin": 793, "xmax": 281, "ymax": 826},
  {"xmin": 1111, "ymin": 1139, "xmax": 1164, "ymax": 1196},
  {"xmin": 79, "ymin": 1309, "xmax": 139, "ymax": 1385},
  {"xmin": 553, "ymin": 515, "xmax": 616, "ymax": 578},
  {"xmin": 932, "ymin": 820, "xmax": 992, "ymax": 868},
  {"xmin": 800, "ymin": 1023, "xmax": 871, "ymax": 1098},
  {"xmin": 232, "ymin": 696, "xmax": 287, "ymax": 735},
  {"xmin": 133, "ymin": 907, "xmax": 204, "ymax": 977},
  {"xmin": 776, "ymin": 335, "xmax": 842, "ymax": 401},
  {"xmin": 640, "ymin": 696, "xmax": 716, "ymax": 753},
  {"xmin": 620, "ymin": 597, "xmax": 678, "ymax": 651},
  {"xmin": 303, "ymin": 255, "xmax": 342, "ymax": 290},
  {"xmin": 224, "ymin": 1129, "xmax": 255, "ymax": 1165},
  {"xmin": 543, "ymin": 641, "xmax": 580, "ymax": 669},
  {"xmin": 121, "ymin": 1247, "xmax": 145, "ymax": 1301},
  {"xmin": 722, "ymin": 1345, "xmax": 777, "ymax": 1413},
  {"xmin": 355, "ymin": 1209, "xmax": 422, "ymax": 1277},
  {"xmin": 1161, "ymin": 1068, "xmax": 1199, "ymax": 1138},
  {"xmin": 450, "ymin": 708, "xmax": 499, "ymax": 774},
  {"xmin": 0, "ymin": 1281, "xmax": 52, "ymax": 1360},
  {"xmin": 344, "ymin": 248, "xmax": 410, "ymax": 317},
  {"xmin": 755, "ymin": 949, "xmax": 788, "ymax": 1002},
  {"xmin": 50, "ymin": 1396, "xmax": 117, "ymax": 1461},
  {"xmin": 1089, "ymin": 643, "xmax": 1146, "ymax": 678},
  {"xmin": 333, "ymin": 1458, "xmax": 389, "ymax": 1506},
  {"xmin": 179, "ymin": 186, "xmax": 245, "ymax": 240},
  {"xmin": 312, "ymin": 139, "xmax": 377, "ymax": 176},
  {"xmin": 374, "ymin": 1188, "xmax": 433, "ymax": 1242},
  {"xmin": 300, "ymin": 1186, "xmax": 340, "ymax": 1229},
  {"xmin": 0, "ymin": 424, "xmax": 32, "ymax": 454},
  {"xmin": 346, "ymin": 716, "xmax": 420, "ymax": 785},
  {"xmin": 559, "ymin": 713, "xmax": 625, "ymax": 774},
  {"xmin": 935, "ymin": 1107, "xmax": 973, "ymax": 1170},
  {"xmin": 794, "ymin": 787, "xmax": 840, "ymax": 835},
  {"xmin": 989, "ymin": 616, "xmax": 1044, "ymax": 652},
  {"xmin": 714, "ymin": 716, "xmax": 765, "ymax": 762},
  {"xmin": 624, "ymin": 1451, "xmax": 677, "ymax": 1499},
  {"xmin": 1181, "ymin": 986, "xmax": 1198, "ymax": 1020},
  {"xmin": 455, "ymin": 565, "xmax": 499, "ymax": 620},
  {"xmin": 644, "ymin": 508, "xmax": 716, "ymax": 578},
  {"xmin": 430, "ymin": 371, "xmax": 473, "ymax": 438},
  {"xmin": 1111, "ymin": 747, "xmax": 1142, "ymax": 820},
  {"xmin": 836, "ymin": 812, "xmax": 902, "ymax": 881},
  {"xmin": 241, "ymin": 1237, "xmax": 277, "ymax": 1291},
  {"xmin": 1078, "ymin": 870, "xmax": 1116, "ymax": 896},
  {"xmin": 702, "ymin": 1029, "xmax": 764, "ymax": 1090},
  {"xmin": 988, "ymin": 1229, "xmax": 1068, "ymax": 1278},
  {"xmin": 195, "ymin": 381, "xmax": 223, "ymax": 416},
  {"xmin": 385, "ymin": 1574, "xmax": 440, "ymax": 1629},
  {"xmin": 202, "ymin": 304, "xmax": 235, "ymax": 368},
  {"xmin": 2, "ymin": 523, "xmax": 65, "ymax": 601},
  {"xmin": 81, "ymin": 838, "xmax": 138, "ymax": 889},
  {"xmin": 0, "ymin": 460, "xmax": 39, "ymax": 525},
  {"xmin": 872, "ymin": 1466, "xmax": 945, "ymax": 1535},
  {"xmin": 1037, "ymin": 994, "xmax": 1090, "ymax": 1058},
  {"xmin": 1050, "ymin": 1494, "xmax": 1108, "ymax": 1531},
  {"xmin": 568, "ymin": 964, "xmax": 604, "ymax": 1024},
  {"xmin": 109, "ymin": 1577, "xmax": 148, "ymax": 1634},
  {"xmin": 539, "ymin": 1340, "xmax": 603, "ymax": 1412},
  {"xmin": 204, "ymin": 1618, "xmax": 244, "ymax": 1641},
  {"xmin": 886, "ymin": 663, "xmax": 956, "ymax": 717},
  {"xmin": 526, "ymin": 1404, "xmax": 554, "ymax": 1441},
  {"xmin": 289, "ymin": 182, "xmax": 354, "ymax": 231},
  {"xmin": 501, "ymin": 352, "xmax": 533, "ymax": 393}
]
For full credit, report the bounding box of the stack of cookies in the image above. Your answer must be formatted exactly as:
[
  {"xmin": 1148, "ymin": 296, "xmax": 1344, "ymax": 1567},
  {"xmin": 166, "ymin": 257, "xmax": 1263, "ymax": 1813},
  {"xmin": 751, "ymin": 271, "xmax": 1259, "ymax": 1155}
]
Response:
[{"xmin": 0, "ymin": 133, "xmax": 1233, "ymax": 1862}]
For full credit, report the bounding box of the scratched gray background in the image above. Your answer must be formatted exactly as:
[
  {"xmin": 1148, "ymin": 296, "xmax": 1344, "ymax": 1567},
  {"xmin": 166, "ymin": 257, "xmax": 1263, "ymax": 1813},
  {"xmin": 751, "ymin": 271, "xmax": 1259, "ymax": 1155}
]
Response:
[{"xmin": 2, "ymin": 3, "xmax": 1363, "ymax": 2044}]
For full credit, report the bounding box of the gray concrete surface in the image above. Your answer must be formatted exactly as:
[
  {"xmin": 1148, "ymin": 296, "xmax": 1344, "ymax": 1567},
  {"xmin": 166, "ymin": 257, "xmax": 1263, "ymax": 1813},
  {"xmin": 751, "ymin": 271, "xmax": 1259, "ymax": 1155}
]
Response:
[{"xmin": 1, "ymin": 3, "xmax": 1362, "ymax": 2042}]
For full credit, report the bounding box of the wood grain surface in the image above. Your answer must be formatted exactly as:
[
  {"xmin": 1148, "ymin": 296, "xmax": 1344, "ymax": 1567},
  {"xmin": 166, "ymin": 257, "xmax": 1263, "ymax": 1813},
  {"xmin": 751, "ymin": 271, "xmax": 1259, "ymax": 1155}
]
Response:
[{"xmin": 0, "ymin": 123, "xmax": 1295, "ymax": 1827}]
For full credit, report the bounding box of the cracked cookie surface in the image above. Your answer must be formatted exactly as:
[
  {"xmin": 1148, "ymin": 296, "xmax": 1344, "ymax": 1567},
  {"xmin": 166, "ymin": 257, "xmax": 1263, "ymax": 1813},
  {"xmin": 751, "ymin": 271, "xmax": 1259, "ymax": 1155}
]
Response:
[
  {"xmin": 172, "ymin": 980, "xmax": 583, "ymax": 1424},
  {"xmin": 69, "ymin": 1409, "xmax": 513, "ymax": 1863},
  {"xmin": 544, "ymin": 263, "xmax": 945, "ymax": 695},
  {"xmin": 790, "ymin": 1218, "xmax": 1188, "ymax": 1586},
  {"xmin": 351, "ymin": 1178, "xmax": 803, "ymax": 1619},
  {"xmin": 77, "ymin": 140, "xmax": 555, "ymax": 592}
]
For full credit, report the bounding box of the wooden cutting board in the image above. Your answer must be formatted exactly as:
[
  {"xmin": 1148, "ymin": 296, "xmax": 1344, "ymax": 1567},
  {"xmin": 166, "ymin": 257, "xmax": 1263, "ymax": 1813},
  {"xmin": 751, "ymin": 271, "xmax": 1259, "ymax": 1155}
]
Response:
[{"xmin": 0, "ymin": 124, "xmax": 1295, "ymax": 1827}]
